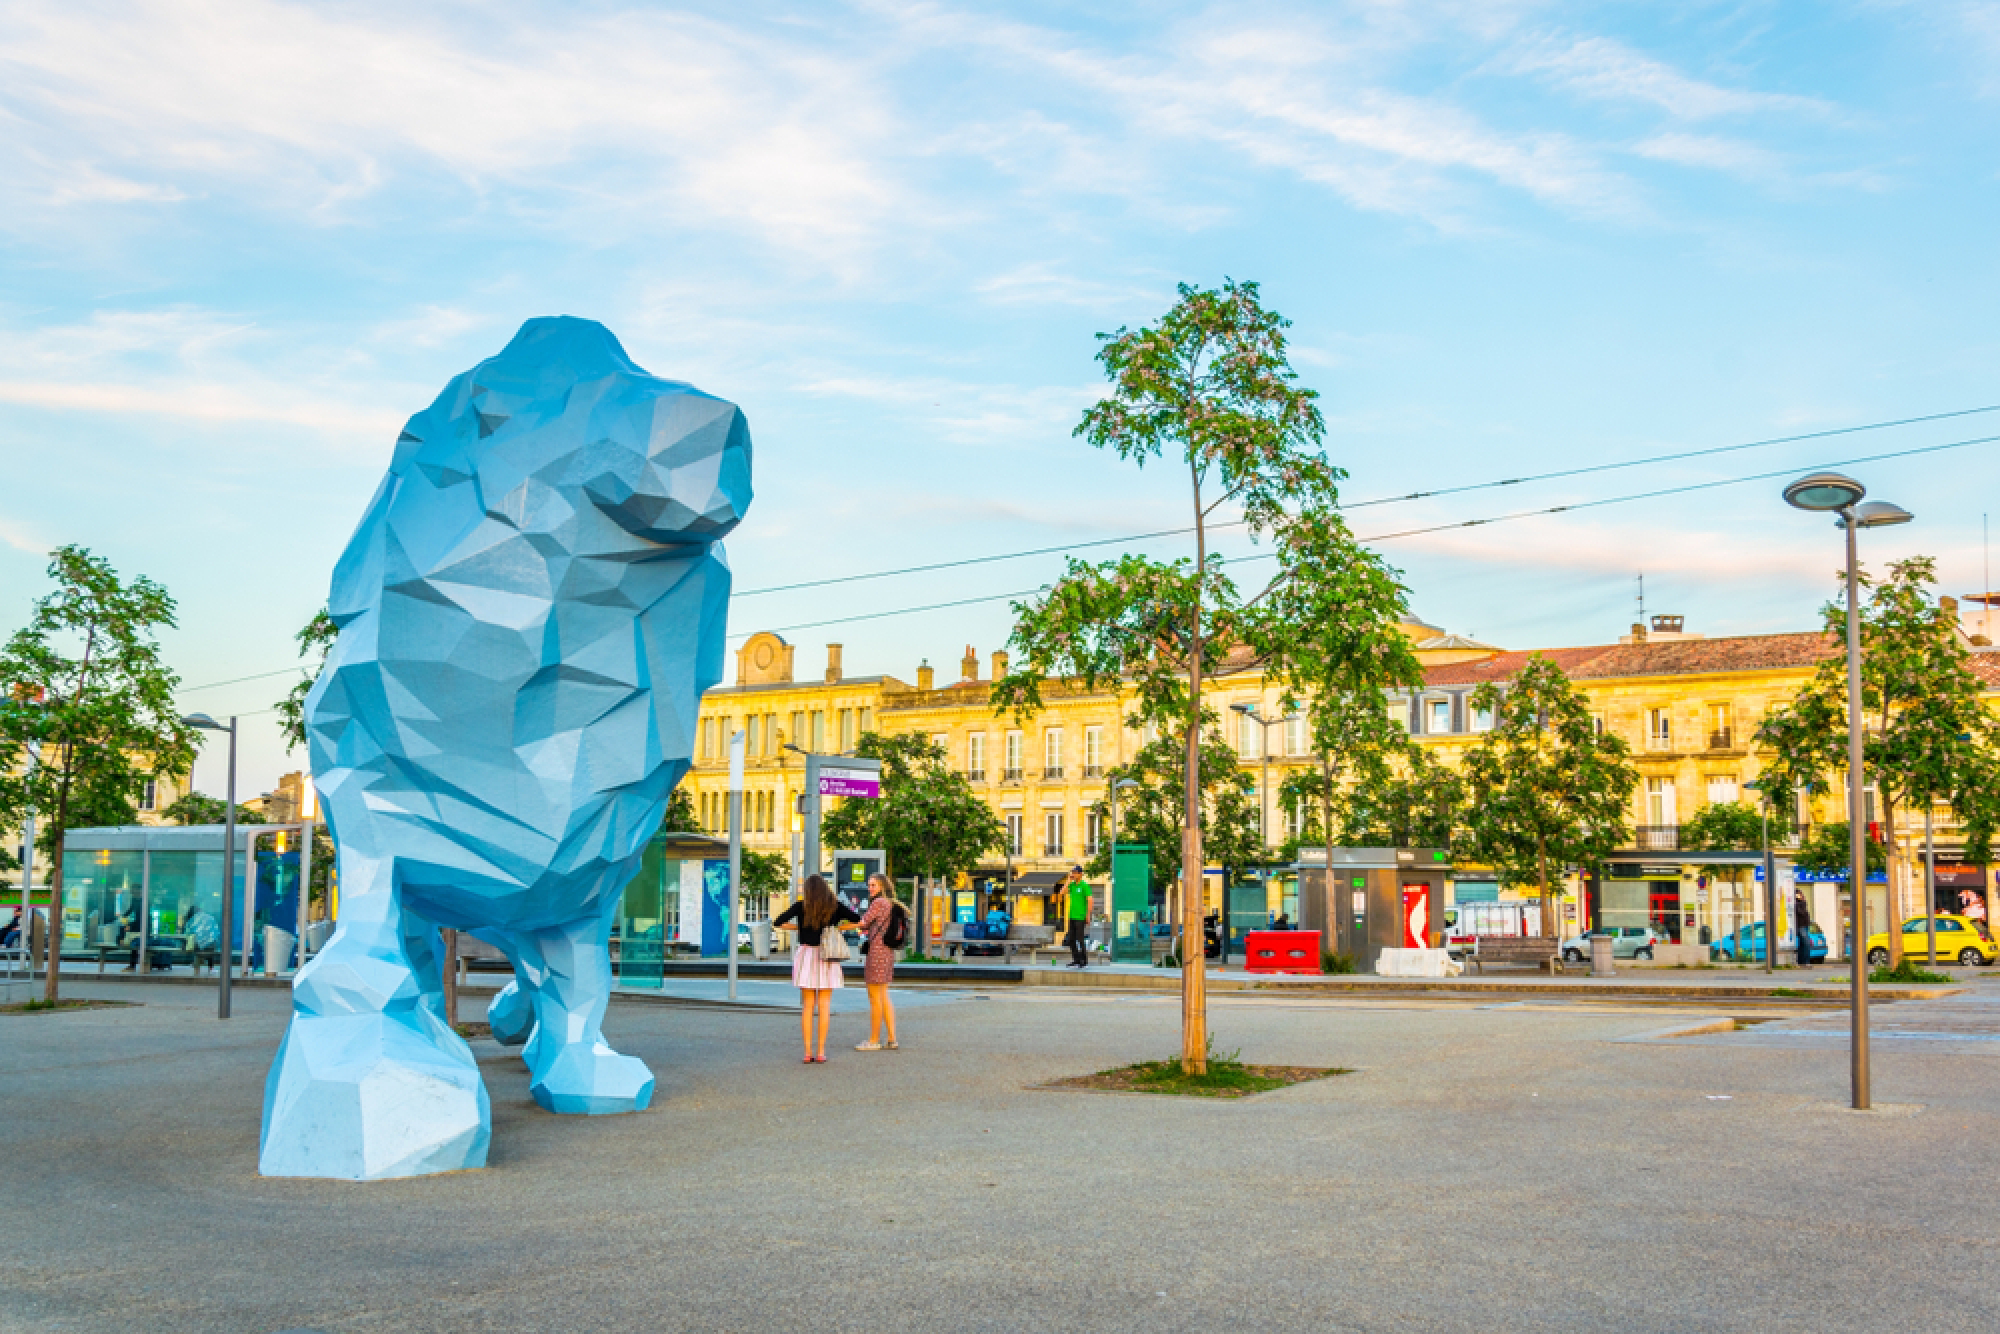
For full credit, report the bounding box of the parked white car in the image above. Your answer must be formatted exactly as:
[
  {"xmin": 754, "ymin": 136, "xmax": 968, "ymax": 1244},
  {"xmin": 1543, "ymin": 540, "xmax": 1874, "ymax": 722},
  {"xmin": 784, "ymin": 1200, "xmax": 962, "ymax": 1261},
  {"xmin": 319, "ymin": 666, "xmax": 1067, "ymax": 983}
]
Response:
[{"xmin": 1558, "ymin": 926, "xmax": 1662, "ymax": 963}]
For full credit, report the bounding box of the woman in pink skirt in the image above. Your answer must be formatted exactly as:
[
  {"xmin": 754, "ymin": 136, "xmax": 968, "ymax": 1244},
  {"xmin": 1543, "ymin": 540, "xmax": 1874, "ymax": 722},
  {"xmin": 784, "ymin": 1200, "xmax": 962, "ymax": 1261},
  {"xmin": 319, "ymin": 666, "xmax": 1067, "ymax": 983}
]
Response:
[
  {"xmin": 773, "ymin": 874, "xmax": 859, "ymax": 1063},
  {"xmin": 855, "ymin": 873, "xmax": 907, "ymax": 1051}
]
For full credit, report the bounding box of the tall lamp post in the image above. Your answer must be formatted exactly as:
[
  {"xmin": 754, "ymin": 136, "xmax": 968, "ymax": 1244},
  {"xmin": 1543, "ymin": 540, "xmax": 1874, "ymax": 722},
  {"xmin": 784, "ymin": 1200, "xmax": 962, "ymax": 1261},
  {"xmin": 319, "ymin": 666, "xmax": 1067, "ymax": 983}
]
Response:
[
  {"xmin": 1231, "ymin": 704, "xmax": 1284, "ymax": 965},
  {"xmin": 181, "ymin": 713, "xmax": 239, "ymax": 1020},
  {"xmin": 1782, "ymin": 471, "xmax": 1912, "ymax": 1111}
]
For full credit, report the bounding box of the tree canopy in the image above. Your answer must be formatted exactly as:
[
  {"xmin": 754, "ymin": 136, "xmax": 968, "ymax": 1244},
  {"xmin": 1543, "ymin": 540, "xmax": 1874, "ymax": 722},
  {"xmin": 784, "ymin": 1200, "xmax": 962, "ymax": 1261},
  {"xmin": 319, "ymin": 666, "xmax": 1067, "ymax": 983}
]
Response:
[
  {"xmin": 161, "ymin": 792, "xmax": 269, "ymax": 827},
  {"xmin": 1459, "ymin": 656, "xmax": 1638, "ymax": 936},
  {"xmin": 818, "ymin": 731, "xmax": 1005, "ymax": 887},
  {"xmin": 0, "ymin": 546, "xmax": 197, "ymax": 1001},
  {"xmin": 996, "ymin": 280, "xmax": 1404, "ymax": 1073}
]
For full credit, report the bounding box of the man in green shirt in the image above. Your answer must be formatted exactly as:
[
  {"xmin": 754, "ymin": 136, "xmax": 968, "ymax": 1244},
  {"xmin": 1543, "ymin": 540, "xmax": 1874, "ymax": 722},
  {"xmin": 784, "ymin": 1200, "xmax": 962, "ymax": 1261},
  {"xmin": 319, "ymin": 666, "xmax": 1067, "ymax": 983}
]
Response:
[{"xmin": 1062, "ymin": 865, "xmax": 1092, "ymax": 969}]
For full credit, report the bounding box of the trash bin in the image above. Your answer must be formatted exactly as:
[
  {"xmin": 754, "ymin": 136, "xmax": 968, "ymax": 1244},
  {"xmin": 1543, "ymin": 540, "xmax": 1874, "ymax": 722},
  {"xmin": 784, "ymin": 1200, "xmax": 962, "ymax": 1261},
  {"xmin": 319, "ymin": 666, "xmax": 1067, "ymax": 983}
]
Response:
[
  {"xmin": 1589, "ymin": 932, "xmax": 1615, "ymax": 978},
  {"xmin": 751, "ymin": 920, "xmax": 772, "ymax": 961},
  {"xmin": 263, "ymin": 926, "xmax": 296, "ymax": 976}
]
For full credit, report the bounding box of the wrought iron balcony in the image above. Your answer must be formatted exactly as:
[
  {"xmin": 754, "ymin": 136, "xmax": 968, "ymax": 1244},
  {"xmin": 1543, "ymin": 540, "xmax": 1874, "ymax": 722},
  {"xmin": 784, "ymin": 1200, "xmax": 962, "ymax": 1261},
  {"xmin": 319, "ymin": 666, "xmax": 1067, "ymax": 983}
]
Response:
[
  {"xmin": 1042, "ymin": 843, "xmax": 1063, "ymax": 857},
  {"xmin": 1708, "ymin": 729, "xmax": 1733, "ymax": 750},
  {"xmin": 1646, "ymin": 733, "xmax": 1676, "ymax": 752},
  {"xmin": 1081, "ymin": 764, "xmax": 1103, "ymax": 779},
  {"xmin": 1633, "ymin": 824, "xmax": 1680, "ymax": 850},
  {"xmin": 1043, "ymin": 765, "xmax": 1064, "ymax": 780},
  {"xmin": 1002, "ymin": 767, "xmax": 1022, "ymax": 782},
  {"xmin": 966, "ymin": 768, "xmax": 985, "ymax": 781}
]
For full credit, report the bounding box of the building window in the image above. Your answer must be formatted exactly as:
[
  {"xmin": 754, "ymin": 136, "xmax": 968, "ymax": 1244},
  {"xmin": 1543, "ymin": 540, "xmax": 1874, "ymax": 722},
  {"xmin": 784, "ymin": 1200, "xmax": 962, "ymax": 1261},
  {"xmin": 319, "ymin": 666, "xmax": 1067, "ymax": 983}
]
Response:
[
  {"xmin": 1469, "ymin": 702, "xmax": 1494, "ymax": 733},
  {"xmin": 811, "ymin": 711, "xmax": 825, "ymax": 751},
  {"xmin": 789, "ymin": 711, "xmax": 805, "ymax": 750},
  {"xmin": 1086, "ymin": 811, "xmax": 1104, "ymax": 854},
  {"xmin": 1647, "ymin": 708, "xmax": 1673, "ymax": 751},
  {"xmin": 1043, "ymin": 728, "xmax": 1063, "ymax": 779},
  {"xmin": 1236, "ymin": 709, "xmax": 1260, "ymax": 757},
  {"xmin": 1083, "ymin": 726, "xmax": 1103, "ymax": 777},
  {"xmin": 1284, "ymin": 713, "xmax": 1307, "ymax": 756},
  {"xmin": 1388, "ymin": 701, "xmax": 1409, "ymax": 733},
  {"xmin": 1646, "ymin": 776, "xmax": 1677, "ymax": 827},
  {"xmin": 1590, "ymin": 713, "xmax": 1606, "ymax": 736},
  {"xmin": 1707, "ymin": 703, "xmax": 1732, "ymax": 750},
  {"xmin": 1044, "ymin": 811, "xmax": 1064, "ymax": 856},
  {"xmin": 860, "ymin": 707, "xmax": 873, "ymax": 736},
  {"xmin": 1706, "ymin": 774, "xmax": 1738, "ymax": 806},
  {"xmin": 746, "ymin": 715, "xmax": 761, "ymax": 756},
  {"xmin": 1427, "ymin": 697, "xmax": 1451, "ymax": 735},
  {"xmin": 1006, "ymin": 814, "xmax": 1023, "ymax": 856},
  {"xmin": 1004, "ymin": 730, "xmax": 1022, "ymax": 781},
  {"xmin": 139, "ymin": 779, "xmax": 157, "ymax": 812},
  {"xmin": 968, "ymin": 733, "xmax": 986, "ymax": 781},
  {"xmin": 838, "ymin": 709, "xmax": 855, "ymax": 751}
]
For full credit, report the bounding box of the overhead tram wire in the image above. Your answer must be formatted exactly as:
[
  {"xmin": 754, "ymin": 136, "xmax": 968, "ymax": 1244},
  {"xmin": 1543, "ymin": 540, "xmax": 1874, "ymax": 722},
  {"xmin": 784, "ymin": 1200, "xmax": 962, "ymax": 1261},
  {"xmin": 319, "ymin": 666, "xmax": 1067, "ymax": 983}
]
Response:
[
  {"xmin": 734, "ymin": 403, "xmax": 2000, "ymax": 600},
  {"xmin": 175, "ymin": 407, "xmax": 2000, "ymax": 694},
  {"xmin": 727, "ymin": 428, "xmax": 2000, "ymax": 642}
]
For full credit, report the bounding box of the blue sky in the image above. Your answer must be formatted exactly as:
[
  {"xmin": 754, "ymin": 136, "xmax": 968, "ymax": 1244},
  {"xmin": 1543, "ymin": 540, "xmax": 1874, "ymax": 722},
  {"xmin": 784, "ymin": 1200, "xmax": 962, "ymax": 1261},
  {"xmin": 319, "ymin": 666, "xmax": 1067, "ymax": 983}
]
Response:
[{"xmin": 3, "ymin": 0, "xmax": 1998, "ymax": 796}]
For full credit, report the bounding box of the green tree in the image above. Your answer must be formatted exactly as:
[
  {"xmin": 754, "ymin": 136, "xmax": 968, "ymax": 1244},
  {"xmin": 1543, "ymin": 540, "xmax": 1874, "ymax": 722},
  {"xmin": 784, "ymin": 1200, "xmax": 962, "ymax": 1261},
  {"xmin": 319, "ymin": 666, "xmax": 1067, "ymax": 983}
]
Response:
[
  {"xmin": 274, "ymin": 608, "xmax": 337, "ymax": 751},
  {"xmin": 1460, "ymin": 656, "xmax": 1638, "ymax": 938},
  {"xmin": 996, "ymin": 279, "xmax": 1339, "ymax": 1073},
  {"xmin": 1679, "ymin": 800, "xmax": 1766, "ymax": 857},
  {"xmin": 819, "ymin": 732, "xmax": 1005, "ymax": 940},
  {"xmin": 0, "ymin": 546, "xmax": 197, "ymax": 1001},
  {"xmin": 1755, "ymin": 557, "xmax": 2000, "ymax": 961},
  {"xmin": 160, "ymin": 791, "xmax": 269, "ymax": 827},
  {"xmin": 1792, "ymin": 821, "xmax": 1887, "ymax": 877},
  {"xmin": 739, "ymin": 848, "xmax": 789, "ymax": 910},
  {"xmin": 663, "ymin": 782, "xmax": 699, "ymax": 834},
  {"xmin": 1342, "ymin": 742, "xmax": 1465, "ymax": 851},
  {"xmin": 1088, "ymin": 729, "xmax": 1265, "ymax": 895}
]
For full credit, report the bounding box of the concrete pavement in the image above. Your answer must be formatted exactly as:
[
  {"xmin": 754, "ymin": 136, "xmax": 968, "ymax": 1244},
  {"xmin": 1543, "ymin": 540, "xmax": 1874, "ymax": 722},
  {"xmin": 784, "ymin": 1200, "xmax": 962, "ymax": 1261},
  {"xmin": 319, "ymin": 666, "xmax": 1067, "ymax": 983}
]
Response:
[{"xmin": 4, "ymin": 977, "xmax": 1999, "ymax": 1332}]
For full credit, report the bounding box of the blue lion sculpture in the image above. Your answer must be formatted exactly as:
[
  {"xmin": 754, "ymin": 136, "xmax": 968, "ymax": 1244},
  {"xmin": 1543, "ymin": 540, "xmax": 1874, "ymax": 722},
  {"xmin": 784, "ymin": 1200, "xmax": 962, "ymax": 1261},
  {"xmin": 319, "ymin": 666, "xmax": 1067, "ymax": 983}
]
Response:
[{"xmin": 259, "ymin": 316, "xmax": 750, "ymax": 1180}]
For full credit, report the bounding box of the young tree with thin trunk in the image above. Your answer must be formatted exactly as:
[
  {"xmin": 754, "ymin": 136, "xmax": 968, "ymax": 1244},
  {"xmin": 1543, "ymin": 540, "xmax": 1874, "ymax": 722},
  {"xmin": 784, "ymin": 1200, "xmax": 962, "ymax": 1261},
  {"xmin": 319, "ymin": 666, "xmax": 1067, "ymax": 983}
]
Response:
[
  {"xmin": 1756, "ymin": 557, "xmax": 2000, "ymax": 963},
  {"xmin": 996, "ymin": 279, "xmax": 1343, "ymax": 1073},
  {"xmin": 1460, "ymin": 656, "xmax": 1637, "ymax": 938},
  {"xmin": 0, "ymin": 547, "xmax": 196, "ymax": 1002}
]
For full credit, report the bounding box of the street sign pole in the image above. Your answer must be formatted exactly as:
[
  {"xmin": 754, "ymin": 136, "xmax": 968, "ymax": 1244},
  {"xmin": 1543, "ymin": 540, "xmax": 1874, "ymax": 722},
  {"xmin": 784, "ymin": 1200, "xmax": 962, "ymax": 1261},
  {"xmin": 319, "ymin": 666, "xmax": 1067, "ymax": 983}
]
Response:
[{"xmin": 728, "ymin": 729, "xmax": 745, "ymax": 1002}]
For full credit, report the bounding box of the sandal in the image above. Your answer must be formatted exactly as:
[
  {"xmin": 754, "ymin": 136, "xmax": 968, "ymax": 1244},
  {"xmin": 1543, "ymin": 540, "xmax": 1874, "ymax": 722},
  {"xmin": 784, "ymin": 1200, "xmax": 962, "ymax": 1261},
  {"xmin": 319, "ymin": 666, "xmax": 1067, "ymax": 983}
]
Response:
[
  {"xmin": 887, "ymin": 1039, "xmax": 898, "ymax": 1049},
  {"xmin": 855, "ymin": 1041, "xmax": 883, "ymax": 1051}
]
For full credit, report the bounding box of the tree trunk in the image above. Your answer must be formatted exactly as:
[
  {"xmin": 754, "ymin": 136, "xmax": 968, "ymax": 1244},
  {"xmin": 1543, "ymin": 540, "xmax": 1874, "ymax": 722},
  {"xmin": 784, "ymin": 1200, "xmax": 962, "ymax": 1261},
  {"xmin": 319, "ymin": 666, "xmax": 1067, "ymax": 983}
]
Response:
[
  {"xmin": 1182, "ymin": 459, "xmax": 1208, "ymax": 1075},
  {"xmin": 442, "ymin": 928, "xmax": 459, "ymax": 1028},
  {"xmin": 1536, "ymin": 843, "xmax": 1553, "ymax": 940}
]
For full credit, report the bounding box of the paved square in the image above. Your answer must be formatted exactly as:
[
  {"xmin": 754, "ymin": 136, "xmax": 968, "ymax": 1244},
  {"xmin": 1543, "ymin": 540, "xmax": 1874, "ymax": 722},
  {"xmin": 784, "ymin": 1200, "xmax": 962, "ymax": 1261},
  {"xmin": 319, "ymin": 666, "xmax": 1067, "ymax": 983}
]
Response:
[{"xmin": 4, "ymin": 979, "xmax": 1998, "ymax": 1332}]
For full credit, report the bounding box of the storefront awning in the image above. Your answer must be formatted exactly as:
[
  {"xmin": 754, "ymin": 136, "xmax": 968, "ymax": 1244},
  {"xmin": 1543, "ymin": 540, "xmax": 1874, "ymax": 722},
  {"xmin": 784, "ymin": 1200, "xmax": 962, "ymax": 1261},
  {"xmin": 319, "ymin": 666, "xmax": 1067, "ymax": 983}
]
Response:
[{"xmin": 1009, "ymin": 872, "xmax": 1068, "ymax": 895}]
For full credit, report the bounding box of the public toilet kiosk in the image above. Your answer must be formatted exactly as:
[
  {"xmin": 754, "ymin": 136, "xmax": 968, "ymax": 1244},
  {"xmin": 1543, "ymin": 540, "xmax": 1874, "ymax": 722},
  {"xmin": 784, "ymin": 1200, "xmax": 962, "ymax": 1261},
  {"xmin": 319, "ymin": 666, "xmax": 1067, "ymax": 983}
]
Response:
[{"xmin": 1295, "ymin": 847, "xmax": 1450, "ymax": 966}]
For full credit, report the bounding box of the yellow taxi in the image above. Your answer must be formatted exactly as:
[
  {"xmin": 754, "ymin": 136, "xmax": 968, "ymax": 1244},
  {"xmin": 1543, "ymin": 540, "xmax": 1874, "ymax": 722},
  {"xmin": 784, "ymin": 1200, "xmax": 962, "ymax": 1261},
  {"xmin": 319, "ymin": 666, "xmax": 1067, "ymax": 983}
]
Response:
[{"xmin": 1864, "ymin": 914, "xmax": 1998, "ymax": 967}]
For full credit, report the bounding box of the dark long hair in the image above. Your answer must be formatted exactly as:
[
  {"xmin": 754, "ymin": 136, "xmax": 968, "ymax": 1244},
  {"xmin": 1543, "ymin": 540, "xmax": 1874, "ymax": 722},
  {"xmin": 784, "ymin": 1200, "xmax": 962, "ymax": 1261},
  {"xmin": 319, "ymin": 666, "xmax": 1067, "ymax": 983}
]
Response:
[{"xmin": 802, "ymin": 874, "xmax": 837, "ymax": 930}]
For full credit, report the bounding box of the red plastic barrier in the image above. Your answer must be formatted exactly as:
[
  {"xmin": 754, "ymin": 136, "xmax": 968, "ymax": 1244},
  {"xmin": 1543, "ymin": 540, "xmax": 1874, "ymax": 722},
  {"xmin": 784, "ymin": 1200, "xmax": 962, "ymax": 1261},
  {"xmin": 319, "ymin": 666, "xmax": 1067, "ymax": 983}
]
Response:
[{"xmin": 1244, "ymin": 930, "xmax": 1322, "ymax": 975}]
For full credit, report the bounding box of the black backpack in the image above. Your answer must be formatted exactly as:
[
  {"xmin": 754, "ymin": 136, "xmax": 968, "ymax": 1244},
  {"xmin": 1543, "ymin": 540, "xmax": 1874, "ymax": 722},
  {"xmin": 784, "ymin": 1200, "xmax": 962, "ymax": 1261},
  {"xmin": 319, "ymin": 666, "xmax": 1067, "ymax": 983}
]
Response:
[{"xmin": 882, "ymin": 902, "xmax": 911, "ymax": 949}]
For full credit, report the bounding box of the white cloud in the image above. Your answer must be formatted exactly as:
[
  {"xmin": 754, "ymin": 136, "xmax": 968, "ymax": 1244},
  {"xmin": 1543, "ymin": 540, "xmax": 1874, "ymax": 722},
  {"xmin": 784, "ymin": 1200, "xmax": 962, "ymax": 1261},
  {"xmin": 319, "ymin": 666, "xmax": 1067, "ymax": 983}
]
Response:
[
  {"xmin": 1509, "ymin": 35, "xmax": 1834, "ymax": 121},
  {"xmin": 974, "ymin": 262, "xmax": 1162, "ymax": 309},
  {"xmin": 1634, "ymin": 131, "xmax": 1786, "ymax": 179},
  {"xmin": 0, "ymin": 0, "xmax": 909, "ymax": 260}
]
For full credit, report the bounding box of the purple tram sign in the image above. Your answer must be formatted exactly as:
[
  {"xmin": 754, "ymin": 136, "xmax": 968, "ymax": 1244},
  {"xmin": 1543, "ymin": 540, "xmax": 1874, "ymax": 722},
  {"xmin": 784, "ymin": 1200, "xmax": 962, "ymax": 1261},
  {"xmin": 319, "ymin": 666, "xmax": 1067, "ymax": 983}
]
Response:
[{"xmin": 818, "ymin": 765, "xmax": 881, "ymax": 800}]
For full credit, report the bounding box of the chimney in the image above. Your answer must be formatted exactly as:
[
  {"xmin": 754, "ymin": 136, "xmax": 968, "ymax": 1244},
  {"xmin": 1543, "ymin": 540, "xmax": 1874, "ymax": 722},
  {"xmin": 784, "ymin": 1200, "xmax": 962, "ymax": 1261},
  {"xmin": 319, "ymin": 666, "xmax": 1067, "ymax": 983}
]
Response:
[
  {"xmin": 961, "ymin": 644, "xmax": 979, "ymax": 681},
  {"xmin": 991, "ymin": 649, "xmax": 1009, "ymax": 680},
  {"xmin": 1942, "ymin": 596, "xmax": 1960, "ymax": 614},
  {"xmin": 916, "ymin": 660, "xmax": 934, "ymax": 691},
  {"xmin": 1650, "ymin": 614, "xmax": 1683, "ymax": 635},
  {"xmin": 825, "ymin": 643, "xmax": 843, "ymax": 684},
  {"xmin": 1631, "ymin": 621, "xmax": 1648, "ymax": 644}
]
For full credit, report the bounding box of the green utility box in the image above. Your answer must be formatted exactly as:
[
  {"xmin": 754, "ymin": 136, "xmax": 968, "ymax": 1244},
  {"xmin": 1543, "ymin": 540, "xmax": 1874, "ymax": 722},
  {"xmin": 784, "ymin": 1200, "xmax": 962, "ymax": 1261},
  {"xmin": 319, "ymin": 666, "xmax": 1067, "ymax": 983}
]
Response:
[{"xmin": 1111, "ymin": 843, "xmax": 1151, "ymax": 965}]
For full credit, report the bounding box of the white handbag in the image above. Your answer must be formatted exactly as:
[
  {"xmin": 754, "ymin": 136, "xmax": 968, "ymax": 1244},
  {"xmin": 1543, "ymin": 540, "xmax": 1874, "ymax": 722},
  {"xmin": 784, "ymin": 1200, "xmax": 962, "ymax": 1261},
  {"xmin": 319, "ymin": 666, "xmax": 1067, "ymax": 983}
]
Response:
[{"xmin": 816, "ymin": 919, "xmax": 850, "ymax": 964}]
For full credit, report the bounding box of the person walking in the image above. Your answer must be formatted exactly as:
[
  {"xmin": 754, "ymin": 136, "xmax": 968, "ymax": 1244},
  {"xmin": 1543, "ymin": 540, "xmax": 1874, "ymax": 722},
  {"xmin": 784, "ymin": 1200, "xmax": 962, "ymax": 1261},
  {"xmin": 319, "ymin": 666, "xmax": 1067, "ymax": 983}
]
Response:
[
  {"xmin": 1793, "ymin": 890, "xmax": 1816, "ymax": 965},
  {"xmin": 1062, "ymin": 865, "xmax": 1091, "ymax": 969},
  {"xmin": 774, "ymin": 874, "xmax": 859, "ymax": 1064},
  {"xmin": 855, "ymin": 873, "xmax": 906, "ymax": 1051}
]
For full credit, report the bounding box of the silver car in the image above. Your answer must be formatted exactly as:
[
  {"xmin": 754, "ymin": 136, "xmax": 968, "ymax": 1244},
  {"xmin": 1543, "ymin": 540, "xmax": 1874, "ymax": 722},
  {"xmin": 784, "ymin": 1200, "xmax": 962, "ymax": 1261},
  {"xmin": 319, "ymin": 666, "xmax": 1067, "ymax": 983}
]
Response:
[{"xmin": 1559, "ymin": 926, "xmax": 1661, "ymax": 963}]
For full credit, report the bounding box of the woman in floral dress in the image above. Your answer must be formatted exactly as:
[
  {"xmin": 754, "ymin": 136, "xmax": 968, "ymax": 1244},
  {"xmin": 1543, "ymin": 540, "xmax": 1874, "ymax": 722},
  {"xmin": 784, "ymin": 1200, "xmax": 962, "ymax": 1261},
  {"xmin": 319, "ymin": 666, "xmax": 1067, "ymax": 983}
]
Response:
[{"xmin": 855, "ymin": 873, "xmax": 904, "ymax": 1051}]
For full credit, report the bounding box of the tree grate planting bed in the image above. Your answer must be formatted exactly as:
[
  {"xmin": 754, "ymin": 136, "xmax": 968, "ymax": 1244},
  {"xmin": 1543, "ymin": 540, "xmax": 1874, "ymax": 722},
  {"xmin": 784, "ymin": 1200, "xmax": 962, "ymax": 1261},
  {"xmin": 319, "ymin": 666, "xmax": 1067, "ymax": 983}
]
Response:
[{"xmin": 1038, "ymin": 1057, "xmax": 1351, "ymax": 1098}]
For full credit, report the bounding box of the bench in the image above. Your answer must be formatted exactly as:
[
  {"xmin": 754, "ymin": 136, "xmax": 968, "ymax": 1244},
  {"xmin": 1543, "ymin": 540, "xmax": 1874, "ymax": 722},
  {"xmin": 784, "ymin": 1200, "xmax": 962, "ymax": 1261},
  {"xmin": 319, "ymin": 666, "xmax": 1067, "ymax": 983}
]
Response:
[
  {"xmin": 941, "ymin": 923, "xmax": 1055, "ymax": 963},
  {"xmin": 1466, "ymin": 935, "xmax": 1564, "ymax": 974}
]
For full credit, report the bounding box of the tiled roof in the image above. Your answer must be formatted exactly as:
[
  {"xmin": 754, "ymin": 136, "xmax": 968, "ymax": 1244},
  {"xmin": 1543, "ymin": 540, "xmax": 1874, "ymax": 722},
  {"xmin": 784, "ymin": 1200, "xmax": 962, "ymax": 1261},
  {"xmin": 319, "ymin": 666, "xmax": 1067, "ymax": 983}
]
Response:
[{"xmin": 1421, "ymin": 632, "xmax": 1835, "ymax": 687}]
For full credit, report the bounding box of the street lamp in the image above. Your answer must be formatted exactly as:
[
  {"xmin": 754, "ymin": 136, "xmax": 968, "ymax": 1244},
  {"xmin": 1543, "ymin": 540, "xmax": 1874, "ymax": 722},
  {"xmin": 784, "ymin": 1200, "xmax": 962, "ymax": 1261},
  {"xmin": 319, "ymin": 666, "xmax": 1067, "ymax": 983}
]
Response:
[
  {"xmin": 1783, "ymin": 470, "xmax": 1912, "ymax": 1111},
  {"xmin": 181, "ymin": 713, "xmax": 238, "ymax": 1020}
]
